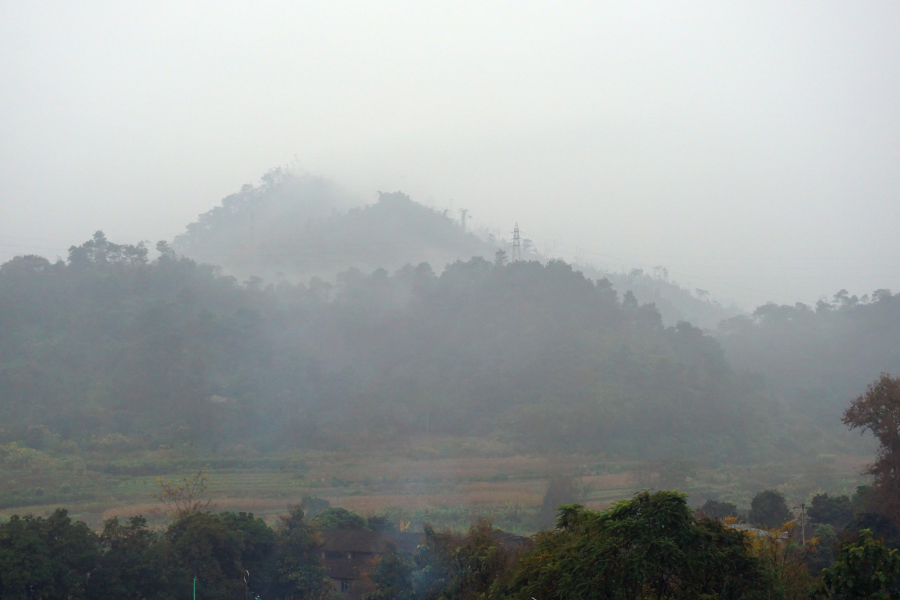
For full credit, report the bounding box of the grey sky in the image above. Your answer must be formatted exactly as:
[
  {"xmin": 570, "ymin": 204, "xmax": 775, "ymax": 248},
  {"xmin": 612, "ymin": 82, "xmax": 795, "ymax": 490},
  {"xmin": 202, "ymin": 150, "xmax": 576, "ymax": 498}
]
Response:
[{"xmin": 1, "ymin": 1, "xmax": 898, "ymax": 307}]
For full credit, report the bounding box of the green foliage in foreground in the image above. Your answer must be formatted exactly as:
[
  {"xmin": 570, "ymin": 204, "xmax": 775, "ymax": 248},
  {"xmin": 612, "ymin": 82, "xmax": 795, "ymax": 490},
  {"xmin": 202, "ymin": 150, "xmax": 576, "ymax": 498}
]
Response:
[
  {"xmin": 499, "ymin": 491, "xmax": 771, "ymax": 600},
  {"xmin": 0, "ymin": 509, "xmax": 98, "ymax": 599},
  {"xmin": 812, "ymin": 529, "xmax": 900, "ymax": 600},
  {"xmin": 3, "ymin": 491, "xmax": 898, "ymax": 600},
  {"xmin": 0, "ymin": 507, "xmax": 331, "ymax": 600}
]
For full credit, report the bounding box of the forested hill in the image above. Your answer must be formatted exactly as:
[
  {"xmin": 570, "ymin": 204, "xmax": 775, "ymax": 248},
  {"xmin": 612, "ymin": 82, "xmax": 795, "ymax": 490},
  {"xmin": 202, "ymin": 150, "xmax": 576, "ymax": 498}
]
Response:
[
  {"xmin": 717, "ymin": 290, "xmax": 900, "ymax": 427},
  {"xmin": 0, "ymin": 233, "xmax": 775, "ymax": 459},
  {"xmin": 172, "ymin": 169, "xmax": 493, "ymax": 280},
  {"xmin": 173, "ymin": 169, "xmax": 745, "ymax": 328},
  {"xmin": 576, "ymin": 265, "xmax": 744, "ymax": 329}
]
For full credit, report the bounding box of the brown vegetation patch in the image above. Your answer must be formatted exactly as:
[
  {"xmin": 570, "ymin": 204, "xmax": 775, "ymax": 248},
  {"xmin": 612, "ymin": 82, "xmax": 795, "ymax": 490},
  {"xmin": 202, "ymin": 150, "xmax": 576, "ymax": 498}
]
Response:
[{"xmin": 582, "ymin": 472, "xmax": 635, "ymax": 489}]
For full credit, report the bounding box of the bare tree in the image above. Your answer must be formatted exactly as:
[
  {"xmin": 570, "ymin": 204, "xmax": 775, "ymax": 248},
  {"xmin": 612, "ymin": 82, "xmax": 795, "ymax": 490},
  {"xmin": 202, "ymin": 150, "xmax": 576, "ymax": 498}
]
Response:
[{"xmin": 154, "ymin": 467, "xmax": 213, "ymax": 515}]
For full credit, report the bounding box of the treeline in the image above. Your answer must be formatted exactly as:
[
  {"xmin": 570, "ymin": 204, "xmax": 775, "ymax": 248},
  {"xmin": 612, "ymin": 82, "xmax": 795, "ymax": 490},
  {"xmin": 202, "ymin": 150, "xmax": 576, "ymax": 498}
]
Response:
[
  {"xmin": 718, "ymin": 290, "xmax": 900, "ymax": 428},
  {"xmin": 3, "ymin": 491, "xmax": 899, "ymax": 600},
  {"xmin": 577, "ymin": 264, "xmax": 743, "ymax": 329},
  {"xmin": 0, "ymin": 232, "xmax": 775, "ymax": 458},
  {"xmin": 0, "ymin": 505, "xmax": 324, "ymax": 599}
]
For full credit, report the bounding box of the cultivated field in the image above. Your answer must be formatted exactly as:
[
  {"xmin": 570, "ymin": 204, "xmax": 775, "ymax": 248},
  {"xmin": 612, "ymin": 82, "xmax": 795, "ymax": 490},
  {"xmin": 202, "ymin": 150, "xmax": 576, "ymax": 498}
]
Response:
[{"xmin": 0, "ymin": 435, "xmax": 870, "ymax": 534}]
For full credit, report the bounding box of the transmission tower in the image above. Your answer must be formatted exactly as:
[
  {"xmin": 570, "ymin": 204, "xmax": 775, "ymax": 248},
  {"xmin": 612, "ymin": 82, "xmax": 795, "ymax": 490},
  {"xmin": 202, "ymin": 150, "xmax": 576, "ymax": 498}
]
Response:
[{"xmin": 512, "ymin": 223, "xmax": 521, "ymax": 262}]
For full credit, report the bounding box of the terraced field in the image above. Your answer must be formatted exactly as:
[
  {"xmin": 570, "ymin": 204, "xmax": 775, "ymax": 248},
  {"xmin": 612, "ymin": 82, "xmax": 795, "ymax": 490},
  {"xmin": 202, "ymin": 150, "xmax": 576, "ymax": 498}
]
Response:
[{"xmin": 0, "ymin": 436, "xmax": 869, "ymax": 534}]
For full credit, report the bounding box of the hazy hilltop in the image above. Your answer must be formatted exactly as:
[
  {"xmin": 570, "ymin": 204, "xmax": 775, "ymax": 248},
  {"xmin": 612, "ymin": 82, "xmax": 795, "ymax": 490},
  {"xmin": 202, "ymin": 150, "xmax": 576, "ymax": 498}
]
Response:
[
  {"xmin": 173, "ymin": 169, "xmax": 494, "ymax": 281},
  {"xmin": 173, "ymin": 169, "xmax": 743, "ymax": 330},
  {"xmin": 576, "ymin": 264, "xmax": 744, "ymax": 330}
]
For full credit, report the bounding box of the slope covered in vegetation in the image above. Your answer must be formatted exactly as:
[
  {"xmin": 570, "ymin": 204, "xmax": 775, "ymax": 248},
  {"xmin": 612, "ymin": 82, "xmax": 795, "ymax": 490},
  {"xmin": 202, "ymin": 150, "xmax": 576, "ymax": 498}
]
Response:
[
  {"xmin": 172, "ymin": 169, "xmax": 493, "ymax": 281},
  {"xmin": 578, "ymin": 264, "xmax": 744, "ymax": 329},
  {"xmin": 717, "ymin": 290, "xmax": 900, "ymax": 429},
  {"xmin": 1, "ymin": 232, "xmax": 771, "ymax": 459}
]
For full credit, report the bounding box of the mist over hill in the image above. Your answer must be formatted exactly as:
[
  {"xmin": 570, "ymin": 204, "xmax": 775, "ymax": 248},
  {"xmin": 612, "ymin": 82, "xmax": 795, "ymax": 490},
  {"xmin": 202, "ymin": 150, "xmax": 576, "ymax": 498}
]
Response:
[
  {"xmin": 0, "ymin": 234, "xmax": 776, "ymax": 460},
  {"xmin": 576, "ymin": 265, "xmax": 744, "ymax": 330},
  {"xmin": 173, "ymin": 169, "xmax": 744, "ymax": 329},
  {"xmin": 717, "ymin": 290, "xmax": 900, "ymax": 430},
  {"xmin": 173, "ymin": 169, "xmax": 494, "ymax": 282}
]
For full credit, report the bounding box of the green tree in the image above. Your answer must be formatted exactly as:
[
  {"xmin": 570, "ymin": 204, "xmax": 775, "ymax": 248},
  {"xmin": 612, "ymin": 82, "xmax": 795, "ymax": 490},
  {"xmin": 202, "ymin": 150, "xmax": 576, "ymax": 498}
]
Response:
[
  {"xmin": 807, "ymin": 524, "xmax": 838, "ymax": 575},
  {"xmin": 699, "ymin": 498, "xmax": 738, "ymax": 520},
  {"xmin": 843, "ymin": 374, "xmax": 900, "ymax": 526},
  {"xmin": 271, "ymin": 505, "xmax": 331, "ymax": 599},
  {"xmin": 218, "ymin": 512, "xmax": 277, "ymax": 596},
  {"xmin": 749, "ymin": 490, "xmax": 793, "ymax": 529},
  {"xmin": 160, "ymin": 511, "xmax": 251, "ymax": 600},
  {"xmin": 416, "ymin": 520, "xmax": 506, "ymax": 600},
  {"xmin": 0, "ymin": 509, "xmax": 98, "ymax": 600},
  {"xmin": 500, "ymin": 490, "xmax": 771, "ymax": 599},
  {"xmin": 312, "ymin": 507, "xmax": 369, "ymax": 530},
  {"xmin": 812, "ymin": 529, "xmax": 900, "ymax": 599},
  {"xmin": 365, "ymin": 545, "xmax": 414, "ymax": 600},
  {"xmin": 87, "ymin": 516, "xmax": 165, "ymax": 600},
  {"xmin": 366, "ymin": 515, "xmax": 396, "ymax": 532},
  {"xmin": 809, "ymin": 494, "xmax": 852, "ymax": 529}
]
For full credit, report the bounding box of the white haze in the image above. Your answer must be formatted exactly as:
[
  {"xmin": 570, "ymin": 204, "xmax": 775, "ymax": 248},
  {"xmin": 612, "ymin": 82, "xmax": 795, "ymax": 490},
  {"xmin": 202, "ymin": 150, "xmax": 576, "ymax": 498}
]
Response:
[{"xmin": 1, "ymin": 1, "xmax": 899, "ymax": 308}]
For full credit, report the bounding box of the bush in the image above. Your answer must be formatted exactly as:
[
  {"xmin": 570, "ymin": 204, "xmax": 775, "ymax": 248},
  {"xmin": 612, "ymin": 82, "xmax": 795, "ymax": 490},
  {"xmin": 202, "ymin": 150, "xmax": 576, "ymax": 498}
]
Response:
[
  {"xmin": 501, "ymin": 491, "xmax": 774, "ymax": 599},
  {"xmin": 812, "ymin": 529, "xmax": 900, "ymax": 599}
]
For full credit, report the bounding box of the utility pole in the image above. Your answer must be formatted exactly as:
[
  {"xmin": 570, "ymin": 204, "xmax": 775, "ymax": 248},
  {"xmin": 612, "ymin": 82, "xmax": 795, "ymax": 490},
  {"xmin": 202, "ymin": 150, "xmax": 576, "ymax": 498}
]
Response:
[
  {"xmin": 459, "ymin": 208, "xmax": 469, "ymax": 231},
  {"xmin": 795, "ymin": 503, "xmax": 807, "ymax": 544},
  {"xmin": 512, "ymin": 223, "xmax": 521, "ymax": 262},
  {"xmin": 193, "ymin": 577, "xmax": 198, "ymax": 600}
]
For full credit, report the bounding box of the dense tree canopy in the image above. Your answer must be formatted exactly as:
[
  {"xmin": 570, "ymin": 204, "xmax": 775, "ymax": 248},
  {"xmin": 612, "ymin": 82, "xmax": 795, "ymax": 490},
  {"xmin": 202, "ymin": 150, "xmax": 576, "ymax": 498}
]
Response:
[
  {"xmin": 842, "ymin": 374, "xmax": 900, "ymax": 528},
  {"xmin": 499, "ymin": 491, "xmax": 772, "ymax": 599},
  {"xmin": 748, "ymin": 490, "xmax": 793, "ymax": 529},
  {"xmin": 811, "ymin": 529, "xmax": 900, "ymax": 600},
  {"xmin": 718, "ymin": 293, "xmax": 900, "ymax": 431},
  {"xmin": 808, "ymin": 494, "xmax": 852, "ymax": 529},
  {"xmin": 0, "ymin": 233, "xmax": 772, "ymax": 458},
  {"xmin": 0, "ymin": 506, "xmax": 328, "ymax": 600}
]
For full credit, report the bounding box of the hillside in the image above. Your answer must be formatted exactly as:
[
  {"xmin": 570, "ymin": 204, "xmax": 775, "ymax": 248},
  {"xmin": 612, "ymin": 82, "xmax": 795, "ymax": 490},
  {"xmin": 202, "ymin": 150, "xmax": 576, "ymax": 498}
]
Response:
[
  {"xmin": 576, "ymin": 264, "xmax": 744, "ymax": 329},
  {"xmin": 1, "ymin": 233, "xmax": 774, "ymax": 460},
  {"xmin": 716, "ymin": 290, "xmax": 900, "ymax": 429},
  {"xmin": 173, "ymin": 169, "xmax": 493, "ymax": 280}
]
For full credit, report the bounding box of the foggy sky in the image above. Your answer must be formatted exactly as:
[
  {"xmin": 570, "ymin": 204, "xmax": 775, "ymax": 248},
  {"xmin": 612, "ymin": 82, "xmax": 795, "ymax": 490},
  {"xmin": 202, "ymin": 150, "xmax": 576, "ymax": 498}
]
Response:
[{"xmin": 1, "ymin": 1, "xmax": 899, "ymax": 308}]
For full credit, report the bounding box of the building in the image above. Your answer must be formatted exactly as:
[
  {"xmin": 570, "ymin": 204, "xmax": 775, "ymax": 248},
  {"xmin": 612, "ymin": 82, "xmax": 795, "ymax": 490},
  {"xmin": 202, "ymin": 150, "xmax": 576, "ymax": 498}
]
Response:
[{"xmin": 320, "ymin": 530, "xmax": 423, "ymax": 599}]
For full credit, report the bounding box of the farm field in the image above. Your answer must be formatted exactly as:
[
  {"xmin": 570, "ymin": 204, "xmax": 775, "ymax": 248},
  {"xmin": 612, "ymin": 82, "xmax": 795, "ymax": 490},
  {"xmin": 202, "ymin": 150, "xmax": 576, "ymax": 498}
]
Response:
[{"xmin": 0, "ymin": 436, "xmax": 869, "ymax": 534}]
